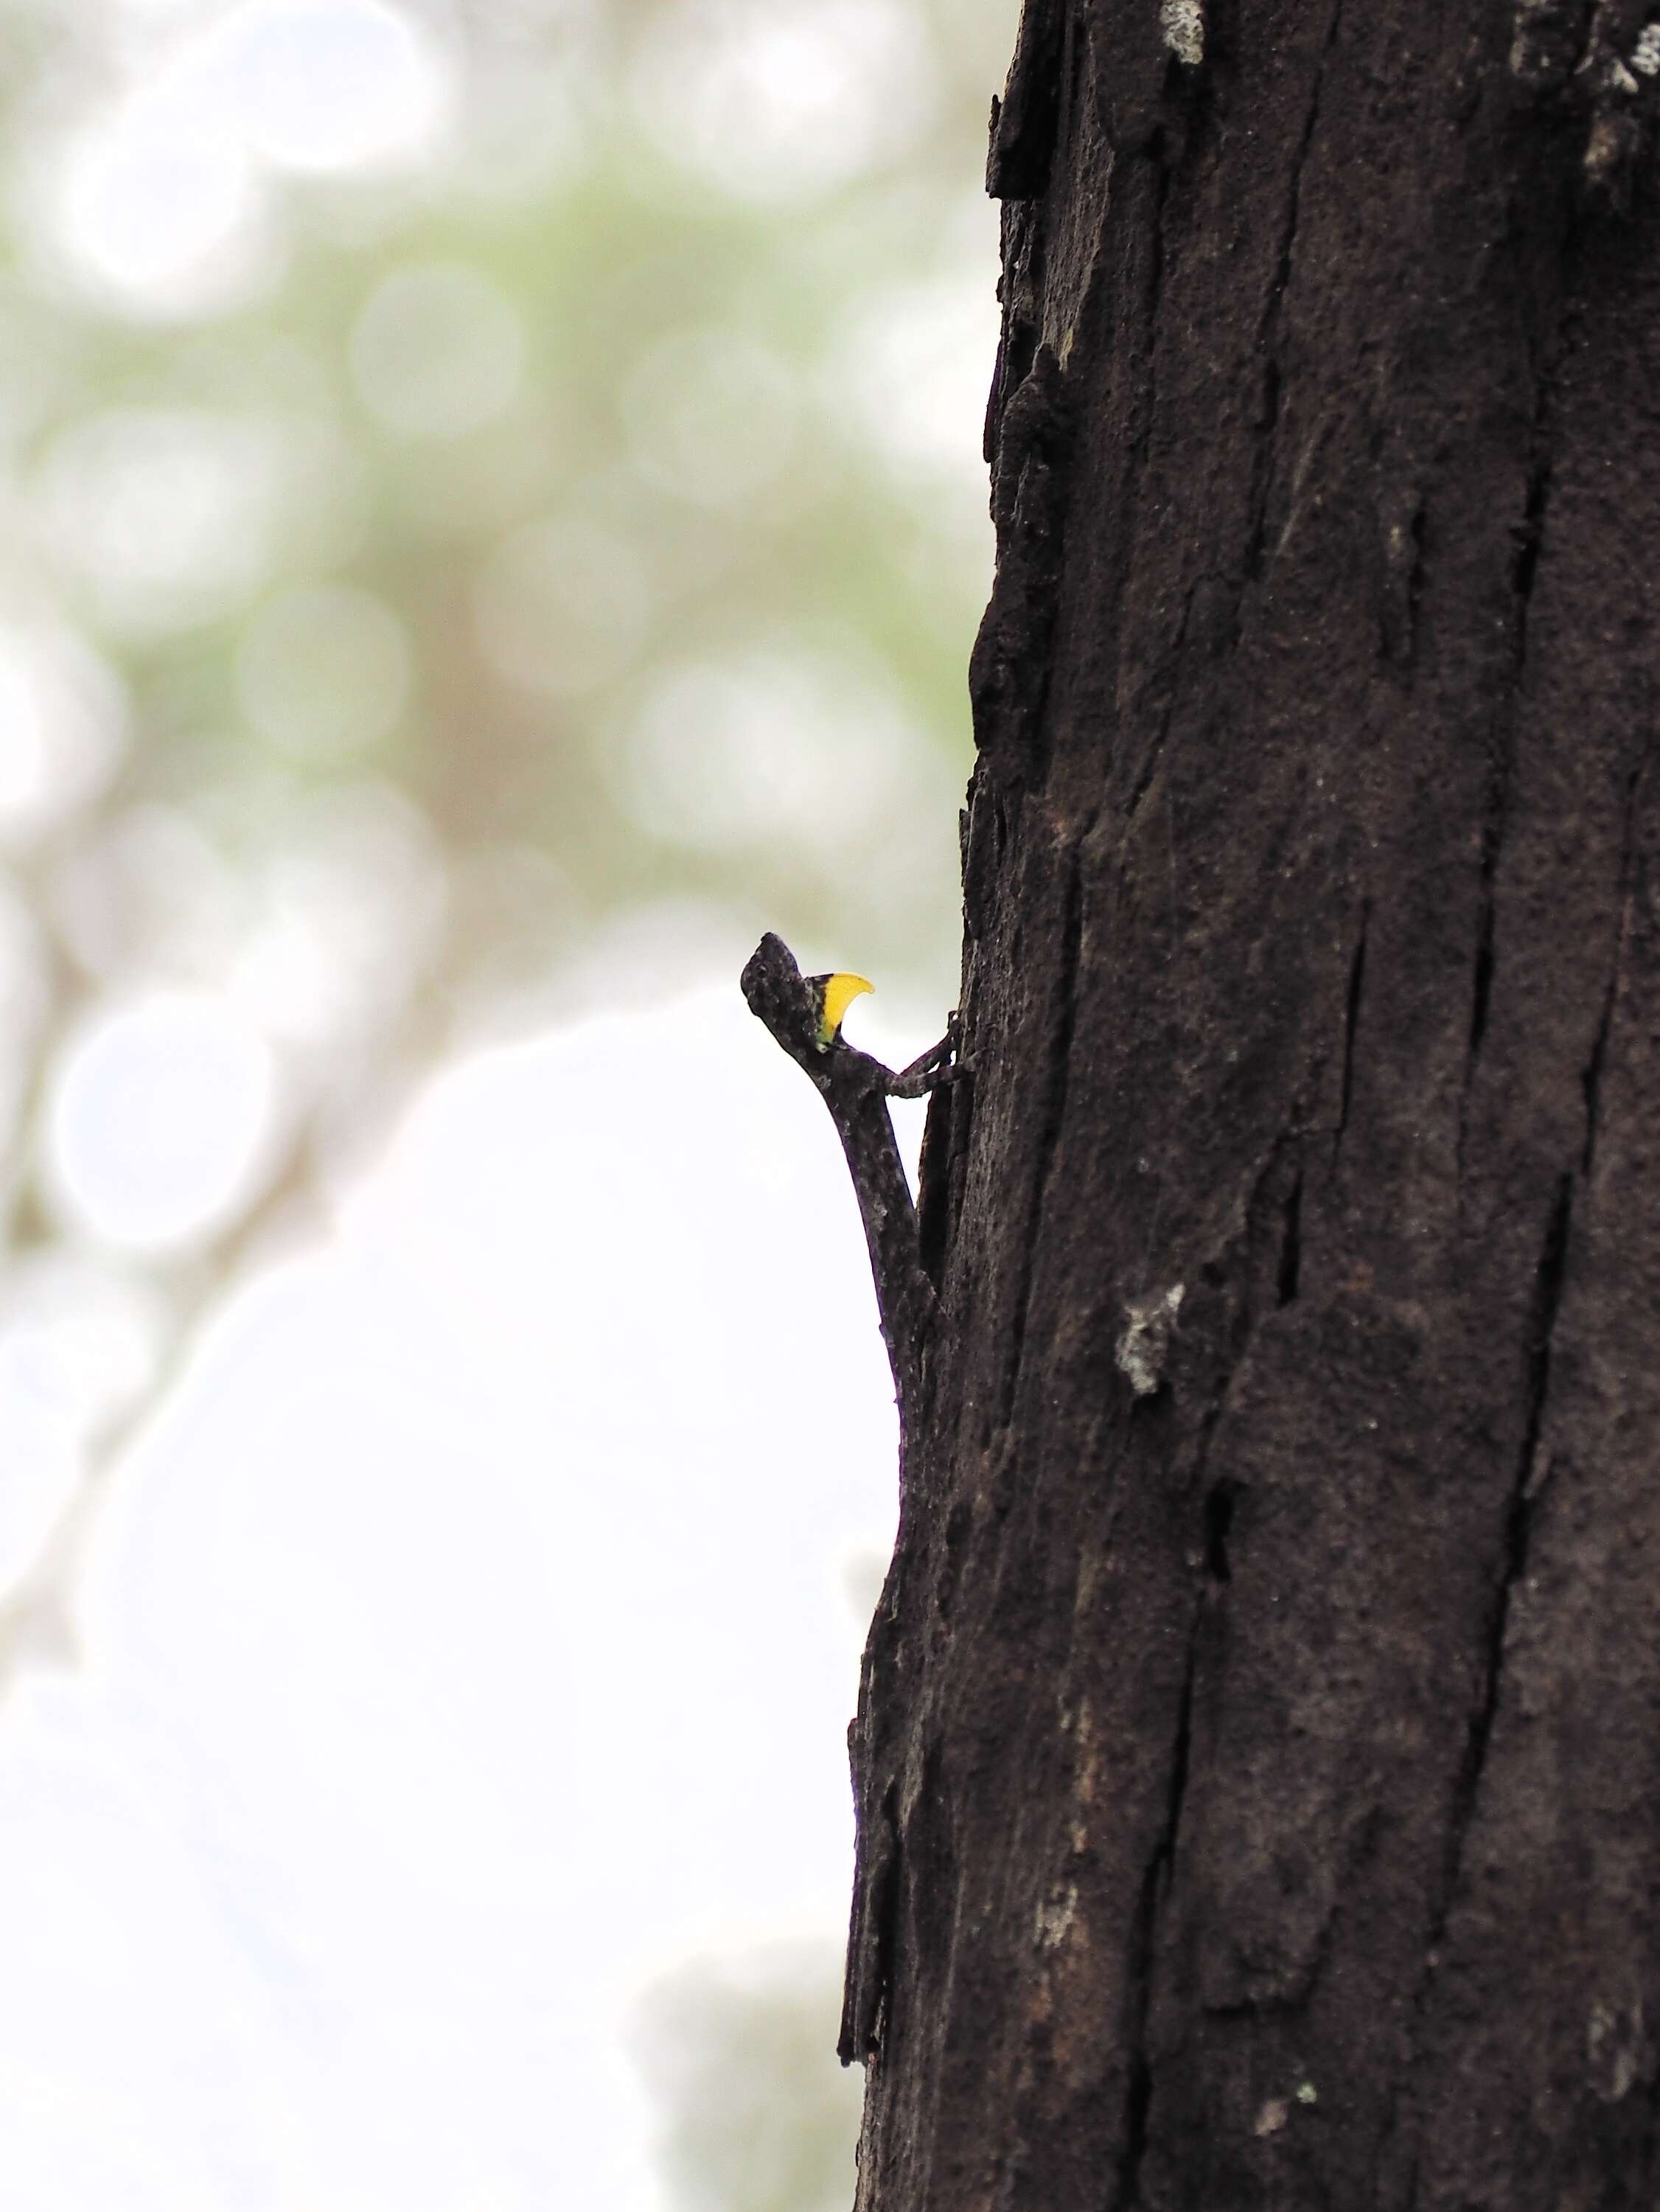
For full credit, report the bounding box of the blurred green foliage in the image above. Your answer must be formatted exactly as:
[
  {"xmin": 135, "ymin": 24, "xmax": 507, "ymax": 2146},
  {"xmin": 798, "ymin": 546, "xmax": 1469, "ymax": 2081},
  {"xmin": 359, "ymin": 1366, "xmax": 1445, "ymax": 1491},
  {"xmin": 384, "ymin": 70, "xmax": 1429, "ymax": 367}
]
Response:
[
  {"xmin": 0, "ymin": 1, "xmax": 1008, "ymax": 1464},
  {"xmin": 7, "ymin": 0, "xmax": 1004, "ymax": 1029},
  {"xmin": 0, "ymin": 3, "xmax": 1014, "ymax": 2194},
  {"xmin": 0, "ymin": 0, "xmax": 1008, "ymax": 1591}
]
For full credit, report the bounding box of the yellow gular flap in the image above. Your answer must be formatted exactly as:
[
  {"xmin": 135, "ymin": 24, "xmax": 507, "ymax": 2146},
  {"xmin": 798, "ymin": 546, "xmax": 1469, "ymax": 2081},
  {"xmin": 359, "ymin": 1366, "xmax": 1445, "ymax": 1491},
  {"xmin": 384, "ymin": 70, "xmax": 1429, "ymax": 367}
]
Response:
[{"xmin": 817, "ymin": 972, "xmax": 873, "ymax": 1046}]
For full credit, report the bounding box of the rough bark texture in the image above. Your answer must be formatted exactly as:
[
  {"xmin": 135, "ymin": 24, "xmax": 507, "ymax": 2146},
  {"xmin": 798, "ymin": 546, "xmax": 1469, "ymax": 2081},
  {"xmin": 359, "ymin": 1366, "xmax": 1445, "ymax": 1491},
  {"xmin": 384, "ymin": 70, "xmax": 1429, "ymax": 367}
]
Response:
[{"xmin": 844, "ymin": 1, "xmax": 1660, "ymax": 2205}]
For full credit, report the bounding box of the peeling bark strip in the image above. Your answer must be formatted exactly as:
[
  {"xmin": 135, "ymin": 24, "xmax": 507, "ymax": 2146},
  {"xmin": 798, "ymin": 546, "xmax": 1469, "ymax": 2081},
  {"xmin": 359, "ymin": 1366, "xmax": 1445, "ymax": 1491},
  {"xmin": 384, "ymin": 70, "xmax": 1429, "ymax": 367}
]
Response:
[{"xmin": 840, "ymin": 1, "xmax": 1660, "ymax": 2208}]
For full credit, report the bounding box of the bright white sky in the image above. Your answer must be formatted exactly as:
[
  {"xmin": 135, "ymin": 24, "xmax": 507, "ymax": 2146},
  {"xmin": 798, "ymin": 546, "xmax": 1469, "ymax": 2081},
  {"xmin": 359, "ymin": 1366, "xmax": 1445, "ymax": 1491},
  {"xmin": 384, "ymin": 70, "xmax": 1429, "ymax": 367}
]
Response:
[{"xmin": 0, "ymin": 988, "xmax": 918, "ymax": 2211}]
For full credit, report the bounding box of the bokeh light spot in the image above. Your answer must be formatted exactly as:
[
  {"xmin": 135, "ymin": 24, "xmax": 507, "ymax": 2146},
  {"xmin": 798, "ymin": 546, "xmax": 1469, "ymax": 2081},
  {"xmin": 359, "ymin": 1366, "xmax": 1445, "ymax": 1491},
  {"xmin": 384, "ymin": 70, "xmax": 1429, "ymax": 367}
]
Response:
[
  {"xmin": 472, "ymin": 517, "xmax": 651, "ymax": 697},
  {"xmin": 0, "ymin": 625, "xmax": 128, "ymax": 848},
  {"xmin": 349, "ymin": 262, "xmax": 525, "ymax": 440},
  {"xmin": 47, "ymin": 92, "xmax": 274, "ymax": 319},
  {"xmin": 232, "ymin": 782, "xmax": 445, "ymax": 1043},
  {"xmin": 207, "ymin": 0, "xmax": 449, "ymax": 174},
  {"xmin": 49, "ymin": 807, "xmax": 237, "ymax": 990},
  {"xmin": 36, "ymin": 409, "xmax": 284, "ymax": 632},
  {"xmin": 620, "ymin": 644, "xmax": 918, "ymax": 856},
  {"xmin": 630, "ymin": 0, "xmax": 937, "ymax": 202},
  {"xmin": 236, "ymin": 582, "xmax": 411, "ymax": 759},
  {"xmin": 46, "ymin": 993, "xmax": 280, "ymax": 1254},
  {"xmin": 622, "ymin": 326, "xmax": 798, "ymax": 508},
  {"xmin": 831, "ymin": 271, "xmax": 1002, "ymax": 481},
  {"xmin": 0, "ymin": 873, "xmax": 49, "ymax": 1151}
]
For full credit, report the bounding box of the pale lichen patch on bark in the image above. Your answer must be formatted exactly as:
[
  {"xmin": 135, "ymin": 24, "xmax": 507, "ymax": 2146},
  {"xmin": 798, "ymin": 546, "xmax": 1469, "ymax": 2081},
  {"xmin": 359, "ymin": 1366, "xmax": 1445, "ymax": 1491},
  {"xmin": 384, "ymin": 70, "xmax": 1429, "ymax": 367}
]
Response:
[
  {"xmin": 1586, "ymin": 1995, "xmax": 1647, "ymax": 2102},
  {"xmin": 1508, "ymin": 0, "xmax": 1586, "ymax": 88},
  {"xmin": 1035, "ymin": 1884, "xmax": 1079, "ymax": 1950},
  {"xmin": 1117, "ymin": 1283, "xmax": 1186, "ymax": 1395},
  {"xmin": 1160, "ymin": 0, "xmax": 1204, "ymax": 66}
]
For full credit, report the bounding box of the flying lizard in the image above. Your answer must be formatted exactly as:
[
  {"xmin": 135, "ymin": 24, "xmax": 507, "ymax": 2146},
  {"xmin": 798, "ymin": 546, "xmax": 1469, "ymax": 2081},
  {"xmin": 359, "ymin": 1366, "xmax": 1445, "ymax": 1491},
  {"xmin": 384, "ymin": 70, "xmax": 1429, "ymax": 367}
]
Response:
[{"xmin": 740, "ymin": 932, "xmax": 957, "ymax": 1437}]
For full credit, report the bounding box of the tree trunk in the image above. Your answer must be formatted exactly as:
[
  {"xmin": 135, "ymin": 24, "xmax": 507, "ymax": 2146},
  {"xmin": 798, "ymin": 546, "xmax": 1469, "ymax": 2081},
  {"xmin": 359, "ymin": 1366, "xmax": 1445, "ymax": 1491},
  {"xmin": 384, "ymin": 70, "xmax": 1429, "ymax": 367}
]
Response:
[{"xmin": 843, "ymin": 1, "xmax": 1660, "ymax": 2204}]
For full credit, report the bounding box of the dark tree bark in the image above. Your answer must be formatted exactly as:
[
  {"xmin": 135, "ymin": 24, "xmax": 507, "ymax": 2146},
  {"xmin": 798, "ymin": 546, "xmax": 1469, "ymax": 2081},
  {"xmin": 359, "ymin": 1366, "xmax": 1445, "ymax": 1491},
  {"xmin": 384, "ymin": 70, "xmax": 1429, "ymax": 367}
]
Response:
[{"xmin": 842, "ymin": 1, "xmax": 1660, "ymax": 2205}]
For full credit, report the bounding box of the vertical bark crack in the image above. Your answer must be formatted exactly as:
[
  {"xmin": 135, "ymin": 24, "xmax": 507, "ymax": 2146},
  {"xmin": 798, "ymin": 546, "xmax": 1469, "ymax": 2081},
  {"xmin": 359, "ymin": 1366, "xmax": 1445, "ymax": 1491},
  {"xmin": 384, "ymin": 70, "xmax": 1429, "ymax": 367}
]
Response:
[
  {"xmin": 1111, "ymin": 1624, "xmax": 1199, "ymax": 2211},
  {"xmin": 998, "ymin": 833, "xmax": 1090, "ymax": 1426},
  {"xmin": 1384, "ymin": 1177, "xmax": 1575, "ymax": 2187},
  {"xmin": 1461, "ymin": 371, "xmax": 1560, "ymax": 1125},
  {"xmin": 1241, "ymin": 0, "xmax": 1346, "ymax": 582},
  {"xmin": 1580, "ymin": 947, "xmax": 1619, "ymax": 1179},
  {"xmin": 1203, "ymin": 1478, "xmax": 1238, "ymax": 1581},
  {"xmin": 1338, "ymin": 901, "xmax": 1370, "ymax": 1143},
  {"xmin": 1433, "ymin": 1175, "xmax": 1573, "ymax": 1948},
  {"xmin": 1466, "ymin": 868, "xmax": 1497, "ymax": 1069},
  {"xmin": 1143, "ymin": 153, "xmax": 1170, "ymax": 419},
  {"xmin": 1581, "ymin": 761, "xmax": 1643, "ymax": 1176},
  {"xmin": 1276, "ymin": 1169, "xmax": 1303, "ymax": 1304},
  {"xmin": 1123, "ymin": 578, "xmax": 1199, "ymax": 825}
]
